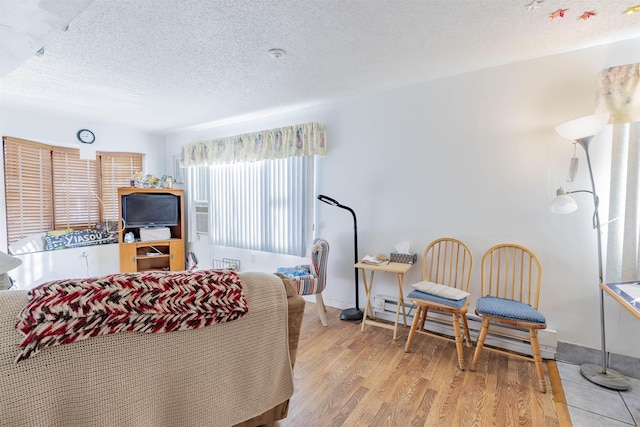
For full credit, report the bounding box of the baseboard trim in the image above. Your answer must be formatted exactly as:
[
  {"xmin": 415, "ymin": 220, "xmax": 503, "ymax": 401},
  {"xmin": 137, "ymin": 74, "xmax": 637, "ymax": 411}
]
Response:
[
  {"xmin": 556, "ymin": 341, "xmax": 640, "ymax": 380},
  {"xmin": 371, "ymin": 303, "xmax": 557, "ymax": 359}
]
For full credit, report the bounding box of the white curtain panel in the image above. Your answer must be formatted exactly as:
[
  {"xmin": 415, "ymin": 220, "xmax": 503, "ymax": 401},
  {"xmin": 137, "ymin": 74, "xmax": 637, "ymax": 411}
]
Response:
[
  {"xmin": 597, "ymin": 64, "xmax": 640, "ymax": 282},
  {"xmin": 606, "ymin": 122, "xmax": 640, "ymax": 282}
]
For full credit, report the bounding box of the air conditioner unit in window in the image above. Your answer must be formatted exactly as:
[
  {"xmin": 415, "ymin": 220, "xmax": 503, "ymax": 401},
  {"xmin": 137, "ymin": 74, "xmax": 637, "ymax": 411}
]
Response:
[{"xmin": 195, "ymin": 201, "xmax": 209, "ymax": 234}]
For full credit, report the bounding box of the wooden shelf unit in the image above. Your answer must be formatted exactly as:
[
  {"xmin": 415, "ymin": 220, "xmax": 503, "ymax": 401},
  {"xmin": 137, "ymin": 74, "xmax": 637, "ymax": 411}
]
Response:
[{"xmin": 118, "ymin": 187, "xmax": 185, "ymax": 272}]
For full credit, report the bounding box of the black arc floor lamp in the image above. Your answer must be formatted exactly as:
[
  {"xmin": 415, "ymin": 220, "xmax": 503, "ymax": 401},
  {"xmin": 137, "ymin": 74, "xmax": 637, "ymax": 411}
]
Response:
[
  {"xmin": 317, "ymin": 194, "xmax": 364, "ymax": 321},
  {"xmin": 551, "ymin": 112, "xmax": 631, "ymax": 391}
]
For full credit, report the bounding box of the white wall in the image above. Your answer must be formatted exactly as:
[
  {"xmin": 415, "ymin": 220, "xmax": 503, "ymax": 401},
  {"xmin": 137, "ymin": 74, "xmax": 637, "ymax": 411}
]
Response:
[
  {"xmin": 0, "ymin": 106, "xmax": 166, "ymax": 287},
  {"xmin": 1, "ymin": 38, "xmax": 637, "ymax": 358},
  {"xmin": 165, "ymin": 37, "xmax": 640, "ymax": 359}
]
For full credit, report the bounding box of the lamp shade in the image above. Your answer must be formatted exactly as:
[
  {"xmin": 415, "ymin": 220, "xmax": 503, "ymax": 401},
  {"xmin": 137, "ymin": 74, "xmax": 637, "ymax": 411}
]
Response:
[
  {"xmin": 554, "ymin": 112, "xmax": 610, "ymax": 141},
  {"xmin": 550, "ymin": 187, "xmax": 578, "ymax": 214},
  {"xmin": 0, "ymin": 251, "xmax": 21, "ymax": 274}
]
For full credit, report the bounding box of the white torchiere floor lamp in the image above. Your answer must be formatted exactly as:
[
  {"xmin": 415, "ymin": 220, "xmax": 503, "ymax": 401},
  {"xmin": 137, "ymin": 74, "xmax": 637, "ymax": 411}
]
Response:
[{"xmin": 550, "ymin": 112, "xmax": 631, "ymax": 391}]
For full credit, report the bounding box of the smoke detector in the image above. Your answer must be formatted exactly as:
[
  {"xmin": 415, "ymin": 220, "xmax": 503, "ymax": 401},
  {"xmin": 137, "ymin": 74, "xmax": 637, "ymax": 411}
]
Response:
[{"xmin": 268, "ymin": 48, "xmax": 286, "ymax": 59}]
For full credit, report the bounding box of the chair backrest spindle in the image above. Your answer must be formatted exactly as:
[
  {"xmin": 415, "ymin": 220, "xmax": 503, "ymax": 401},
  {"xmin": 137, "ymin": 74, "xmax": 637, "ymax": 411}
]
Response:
[
  {"xmin": 422, "ymin": 238, "xmax": 472, "ymax": 291},
  {"xmin": 481, "ymin": 243, "xmax": 541, "ymax": 308}
]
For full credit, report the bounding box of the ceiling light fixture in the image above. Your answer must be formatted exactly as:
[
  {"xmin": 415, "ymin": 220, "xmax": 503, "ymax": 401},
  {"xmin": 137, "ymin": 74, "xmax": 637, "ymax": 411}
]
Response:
[{"xmin": 268, "ymin": 48, "xmax": 286, "ymax": 59}]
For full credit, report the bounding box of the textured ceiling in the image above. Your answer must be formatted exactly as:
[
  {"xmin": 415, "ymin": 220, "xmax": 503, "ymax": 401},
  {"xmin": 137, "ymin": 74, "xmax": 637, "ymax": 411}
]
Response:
[{"xmin": 1, "ymin": 0, "xmax": 639, "ymax": 134}]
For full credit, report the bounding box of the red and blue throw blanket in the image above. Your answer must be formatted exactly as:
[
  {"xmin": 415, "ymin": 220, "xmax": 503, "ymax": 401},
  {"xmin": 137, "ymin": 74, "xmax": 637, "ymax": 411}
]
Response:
[{"xmin": 14, "ymin": 269, "xmax": 248, "ymax": 362}]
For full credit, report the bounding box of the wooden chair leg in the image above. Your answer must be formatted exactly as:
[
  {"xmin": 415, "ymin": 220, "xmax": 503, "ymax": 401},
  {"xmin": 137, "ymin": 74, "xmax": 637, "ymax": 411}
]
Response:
[
  {"xmin": 418, "ymin": 305, "xmax": 428, "ymax": 330},
  {"xmin": 470, "ymin": 318, "xmax": 490, "ymax": 371},
  {"xmin": 461, "ymin": 313, "xmax": 472, "ymax": 347},
  {"xmin": 405, "ymin": 306, "xmax": 423, "ymax": 352},
  {"xmin": 529, "ymin": 328, "xmax": 547, "ymax": 393},
  {"xmin": 452, "ymin": 313, "xmax": 465, "ymax": 370},
  {"xmin": 315, "ymin": 294, "xmax": 328, "ymax": 327},
  {"xmin": 316, "ymin": 292, "xmax": 327, "ymax": 312}
]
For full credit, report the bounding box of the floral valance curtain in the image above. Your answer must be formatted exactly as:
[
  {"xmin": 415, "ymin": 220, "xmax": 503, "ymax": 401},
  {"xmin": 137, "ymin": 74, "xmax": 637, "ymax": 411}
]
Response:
[
  {"xmin": 181, "ymin": 122, "xmax": 326, "ymax": 167},
  {"xmin": 596, "ymin": 63, "xmax": 640, "ymax": 282},
  {"xmin": 595, "ymin": 63, "xmax": 640, "ymax": 124}
]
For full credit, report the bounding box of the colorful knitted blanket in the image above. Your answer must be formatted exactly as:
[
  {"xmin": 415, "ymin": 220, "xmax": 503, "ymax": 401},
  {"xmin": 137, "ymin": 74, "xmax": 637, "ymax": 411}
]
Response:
[{"xmin": 14, "ymin": 269, "xmax": 248, "ymax": 362}]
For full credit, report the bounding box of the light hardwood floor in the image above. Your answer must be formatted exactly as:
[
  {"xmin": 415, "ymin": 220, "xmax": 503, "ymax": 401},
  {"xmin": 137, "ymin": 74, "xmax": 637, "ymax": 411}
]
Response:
[{"xmin": 277, "ymin": 303, "xmax": 572, "ymax": 427}]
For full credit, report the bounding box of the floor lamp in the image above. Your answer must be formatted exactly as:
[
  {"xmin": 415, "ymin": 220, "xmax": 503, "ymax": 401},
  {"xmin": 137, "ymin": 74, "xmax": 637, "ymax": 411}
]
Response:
[
  {"xmin": 317, "ymin": 195, "xmax": 364, "ymax": 321},
  {"xmin": 551, "ymin": 112, "xmax": 631, "ymax": 391}
]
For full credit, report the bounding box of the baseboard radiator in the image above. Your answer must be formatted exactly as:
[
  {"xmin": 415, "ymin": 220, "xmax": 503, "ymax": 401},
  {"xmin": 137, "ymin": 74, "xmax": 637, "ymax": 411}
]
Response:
[{"xmin": 373, "ymin": 295, "xmax": 557, "ymax": 359}]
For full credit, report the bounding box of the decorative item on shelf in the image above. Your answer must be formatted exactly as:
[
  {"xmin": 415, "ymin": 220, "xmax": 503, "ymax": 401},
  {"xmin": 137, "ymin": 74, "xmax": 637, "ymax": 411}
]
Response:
[
  {"xmin": 133, "ymin": 171, "xmax": 145, "ymax": 188},
  {"xmin": 157, "ymin": 175, "xmax": 174, "ymax": 189},
  {"xmin": 144, "ymin": 174, "xmax": 159, "ymax": 188},
  {"xmin": 131, "ymin": 172, "xmax": 174, "ymax": 189}
]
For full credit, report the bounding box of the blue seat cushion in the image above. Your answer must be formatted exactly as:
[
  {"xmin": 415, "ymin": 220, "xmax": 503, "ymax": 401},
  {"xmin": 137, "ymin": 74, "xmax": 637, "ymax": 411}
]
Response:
[
  {"xmin": 407, "ymin": 289, "xmax": 466, "ymax": 309},
  {"xmin": 476, "ymin": 296, "xmax": 546, "ymax": 325},
  {"xmin": 276, "ymin": 267, "xmax": 311, "ymax": 277}
]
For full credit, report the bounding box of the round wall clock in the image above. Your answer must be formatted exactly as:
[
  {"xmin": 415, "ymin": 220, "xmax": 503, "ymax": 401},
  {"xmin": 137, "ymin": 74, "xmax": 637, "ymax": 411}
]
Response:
[{"xmin": 77, "ymin": 129, "xmax": 95, "ymax": 144}]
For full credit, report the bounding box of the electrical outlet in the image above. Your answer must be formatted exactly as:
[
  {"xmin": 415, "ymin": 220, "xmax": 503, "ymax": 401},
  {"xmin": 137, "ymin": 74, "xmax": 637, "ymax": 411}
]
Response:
[{"xmin": 251, "ymin": 253, "xmax": 256, "ymax": 263}]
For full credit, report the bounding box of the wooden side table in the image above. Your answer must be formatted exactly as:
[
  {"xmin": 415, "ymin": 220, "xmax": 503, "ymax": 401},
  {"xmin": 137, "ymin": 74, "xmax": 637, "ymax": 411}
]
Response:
[
  {"xmin": 355, "ymin": 261, "xmax": 414, "ymax": 340},
  {"xmin": 600, "ymin": 281, "xmax": 640, "ymax": 320}
]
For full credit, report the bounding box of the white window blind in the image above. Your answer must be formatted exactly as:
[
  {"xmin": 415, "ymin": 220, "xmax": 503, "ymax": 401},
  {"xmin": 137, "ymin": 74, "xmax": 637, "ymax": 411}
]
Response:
[{"xmin": 189, "ymin": 156, "xmax": 310, "ymax": 257}]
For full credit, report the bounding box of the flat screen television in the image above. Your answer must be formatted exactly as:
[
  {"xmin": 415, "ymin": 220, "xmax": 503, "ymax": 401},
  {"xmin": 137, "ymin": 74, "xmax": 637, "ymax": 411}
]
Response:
[{"xmin": 121, "ymin": 193, "xmax": 179, "ymax": 228}]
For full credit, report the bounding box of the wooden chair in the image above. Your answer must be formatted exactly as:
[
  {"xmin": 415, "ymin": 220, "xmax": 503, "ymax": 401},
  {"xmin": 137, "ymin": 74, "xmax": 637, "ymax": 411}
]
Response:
[
  {"xmin": 404, "ymin": 238, "xmax": 473, "ymax": 370},
  {"xmin": 470, "ymin": 243, "xmax": 547, "ymax": 392},
  {"xmin": 279, "ymin": 238, "xmax": 329, "ymax": 326}
]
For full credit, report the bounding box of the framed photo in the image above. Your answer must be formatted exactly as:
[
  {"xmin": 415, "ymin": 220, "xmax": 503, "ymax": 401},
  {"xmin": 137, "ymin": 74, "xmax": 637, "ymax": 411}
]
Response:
[{"xmin": 173, "ymin": 154, "xmax": 184, "ymax": 184}]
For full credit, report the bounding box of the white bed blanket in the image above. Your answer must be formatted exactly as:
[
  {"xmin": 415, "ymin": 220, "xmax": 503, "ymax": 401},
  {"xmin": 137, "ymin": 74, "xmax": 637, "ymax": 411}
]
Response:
[{"xmin": 0, "ymin": 271, "xmax": 293, "ymax": 427}]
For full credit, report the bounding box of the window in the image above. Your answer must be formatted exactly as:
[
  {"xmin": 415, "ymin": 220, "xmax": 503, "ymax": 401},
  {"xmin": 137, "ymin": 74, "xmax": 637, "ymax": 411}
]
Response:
[
  {"xmin": 3, "ymin": 136, "xmax": 143, "ymax": 248},
  {"xmin": 188, "ymin": 156, "xmax": 312, "ymax": 257}
]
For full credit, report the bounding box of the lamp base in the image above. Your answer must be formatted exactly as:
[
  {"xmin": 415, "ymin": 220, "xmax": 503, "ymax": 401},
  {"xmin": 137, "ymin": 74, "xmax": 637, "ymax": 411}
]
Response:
[
  {"xmin": 340, "ymin": 307, "xmax": 363, "ymax": 322},
  {"xmin": 580, "ymin": 363, "xmax": 631, "ymax": 391}
]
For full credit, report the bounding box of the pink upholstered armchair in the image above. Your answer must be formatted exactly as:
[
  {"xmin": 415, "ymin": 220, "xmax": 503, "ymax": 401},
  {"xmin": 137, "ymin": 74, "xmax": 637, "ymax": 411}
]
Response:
[{"xmin": 278, "ymin": 238, "xmax": 329, "ymax": 326}]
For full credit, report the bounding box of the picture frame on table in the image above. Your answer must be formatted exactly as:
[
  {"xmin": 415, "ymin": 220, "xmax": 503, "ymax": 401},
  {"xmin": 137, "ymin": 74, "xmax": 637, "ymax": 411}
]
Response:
[{"xmin": 173, "ymin": 154, "xmax": 184, "ymax": 184}]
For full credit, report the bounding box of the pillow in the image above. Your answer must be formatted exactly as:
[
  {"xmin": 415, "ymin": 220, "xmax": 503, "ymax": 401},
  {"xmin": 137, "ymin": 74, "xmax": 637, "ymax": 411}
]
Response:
[
  {"xmin": 276, "ymin": 267, "xmax": 311, "ymax": 278},
  {"xmin": 44, "ymin": 229, "xmax": 117, "ymax": 250},
  {"xmin": 411, "ymin": 281, "xmax": 470, "ymax": 300},
  {"xmin": 43, "ymin": 229, "xmax": 74, "ymax": 250}
]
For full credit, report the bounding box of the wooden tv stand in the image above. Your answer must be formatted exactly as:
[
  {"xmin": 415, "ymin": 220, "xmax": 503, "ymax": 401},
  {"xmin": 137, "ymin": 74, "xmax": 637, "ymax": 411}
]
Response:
[{"xmin": 118, "ymin": 188, "xmax": 185, "ymax": 272}]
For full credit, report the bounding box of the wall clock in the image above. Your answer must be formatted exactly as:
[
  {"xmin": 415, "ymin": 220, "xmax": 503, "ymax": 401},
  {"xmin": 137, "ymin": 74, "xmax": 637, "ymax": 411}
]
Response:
[{"xmin": 77, "ymin": 129, "xmax": 95, "ymax": 144}]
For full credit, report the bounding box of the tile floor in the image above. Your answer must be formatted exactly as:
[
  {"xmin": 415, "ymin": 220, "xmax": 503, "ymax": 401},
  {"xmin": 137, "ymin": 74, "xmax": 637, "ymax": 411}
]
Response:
[{"xmin": 557, "ymin": 361, "xmax": 640, "ymax": 426}]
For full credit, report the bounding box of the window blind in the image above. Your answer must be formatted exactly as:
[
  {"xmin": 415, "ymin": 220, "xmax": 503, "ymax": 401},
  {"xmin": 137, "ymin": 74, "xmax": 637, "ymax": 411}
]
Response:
[
  {"xmin": 52, "ymin": 147, "xmax": 101, "ymax": 230},
  {"xmin": 3, "ymin": 136, "xmax": 142, "ymax": 248},
  {"xmin": 100, "ymin": 153, "xmax": 143, "ymax": 222},
  {"xmin": 3, "ymin": 138, "xmax": 54, "ymax": 244},
  {"xmin": 206, "ymin": 156, "xmax": 309, "ymax": 257}
]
